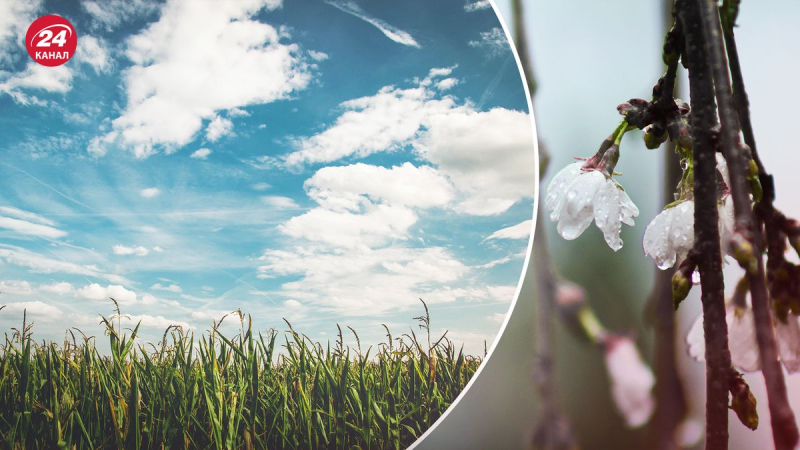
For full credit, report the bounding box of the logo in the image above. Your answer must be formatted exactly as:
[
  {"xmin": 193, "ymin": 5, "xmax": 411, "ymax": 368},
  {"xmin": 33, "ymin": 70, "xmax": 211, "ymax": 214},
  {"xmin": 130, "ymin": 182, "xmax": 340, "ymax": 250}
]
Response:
[{"xmin": 25, "ymin": 15, "xmax": 78, "ymax": 67}]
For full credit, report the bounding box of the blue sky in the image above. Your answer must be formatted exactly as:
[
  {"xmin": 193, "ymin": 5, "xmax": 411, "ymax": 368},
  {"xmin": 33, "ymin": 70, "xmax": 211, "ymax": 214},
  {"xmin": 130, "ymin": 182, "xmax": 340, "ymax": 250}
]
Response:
[{"xmin": 0, "ymin": 0, "xmax": 535, "ymax": 354}]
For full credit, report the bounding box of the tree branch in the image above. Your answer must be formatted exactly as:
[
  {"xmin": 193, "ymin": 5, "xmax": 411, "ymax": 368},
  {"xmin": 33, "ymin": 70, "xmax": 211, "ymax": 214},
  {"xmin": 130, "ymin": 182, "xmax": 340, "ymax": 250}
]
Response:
[
  {"xmin": 647, "ymin": 5, "xmax": 688, "ymax": 450},
  {"xmin": 677, "ymin": 1, "xmax": 732, "ymax": 448},
  {"xmin": 698, "ymin": 1, "xmax": 799, "ymax": 448}
]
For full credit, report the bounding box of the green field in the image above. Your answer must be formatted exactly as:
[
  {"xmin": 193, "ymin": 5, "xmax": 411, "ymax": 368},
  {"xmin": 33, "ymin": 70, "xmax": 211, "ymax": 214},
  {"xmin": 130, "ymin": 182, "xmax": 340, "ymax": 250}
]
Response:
[{"xmin": 0, "ymin": 301, "xmax": 481, "ymax": 449}]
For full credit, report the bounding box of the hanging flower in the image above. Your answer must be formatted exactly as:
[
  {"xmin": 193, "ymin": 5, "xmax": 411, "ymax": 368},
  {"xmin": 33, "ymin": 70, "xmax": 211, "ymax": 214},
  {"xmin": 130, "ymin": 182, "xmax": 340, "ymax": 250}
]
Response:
[
  {"xmin": 643, "ymin": 151, "xmax": 736, "ymax": 269},
  {"xmin": 687, "ymin": 303, "xmax": 800, "ymax": 373},
  {"xmin": 603, "ymin": 335, "xmax": 655, "ymax": 428},
  {"xmin": 545, "ymin": 160, "xmax": 639, "ymax": 251}
]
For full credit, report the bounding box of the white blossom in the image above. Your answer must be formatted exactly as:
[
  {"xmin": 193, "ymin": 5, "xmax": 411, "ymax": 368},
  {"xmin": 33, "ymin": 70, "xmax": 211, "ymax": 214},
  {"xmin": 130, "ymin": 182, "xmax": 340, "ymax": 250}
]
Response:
[
  {"xmin": 604, "ymin": 336, "xmax": 655, "ymax": 428},
  {"xmin": 545, "ymin": 162, "xmax": 639, "ymax": 251},
  {"xmin": 643, "ymin": 195, "xmax": 735, "ymax": 269},
  {"xmin": 776, "ymin": 316, "xmax": 800, "ymax": 373},
  {"xmin": 687, "ymin": 304, "xmax": 800, "ymax": 373},
  {"xmin": 643, "ymin": 200, "xmax": 695, "ymax": 270},
  {"xmin": 643, "ymin": 154, "xmax": 736, "ymax": 269}
]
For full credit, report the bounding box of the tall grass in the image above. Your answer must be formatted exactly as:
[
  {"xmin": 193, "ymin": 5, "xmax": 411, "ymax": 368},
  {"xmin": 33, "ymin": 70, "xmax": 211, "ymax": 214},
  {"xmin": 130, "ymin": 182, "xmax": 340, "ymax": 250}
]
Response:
[{"xmin": 0, "ymin": 300, "xmax": 480, "ymax": 449}]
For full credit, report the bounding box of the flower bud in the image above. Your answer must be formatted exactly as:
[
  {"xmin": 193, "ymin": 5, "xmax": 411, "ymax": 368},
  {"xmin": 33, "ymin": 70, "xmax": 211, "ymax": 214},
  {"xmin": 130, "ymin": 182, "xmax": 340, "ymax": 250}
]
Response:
[
  {"xmin": 729, "ymin": 231, "xmax": 758, "ymax": 274},
  {"xmin": 667, "ymin": 115, "xmax": 693, "ymax": 151},
  {"xmin": 617, "ymin": 98, "xmax": 651, "ymax": 128},
  {"xmin": 729, "ymin": 371, "xmax": 759, "ymax": 430},
  {"xmin": 672, "ymin": 270, "xmax": 691, "ymax": 310},
  {"xmin": 643, "ymin": 124, "xmax": 668, "ymax": 150}
]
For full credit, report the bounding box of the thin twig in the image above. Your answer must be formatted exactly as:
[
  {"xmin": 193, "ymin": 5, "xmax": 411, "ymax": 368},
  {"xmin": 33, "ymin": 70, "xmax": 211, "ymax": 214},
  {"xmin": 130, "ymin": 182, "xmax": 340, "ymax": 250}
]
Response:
[
  {"xmin": 699, "ymin": 1, "xmax": 799, "ymax": 448},
  {"xmin": 677, "ymin": 1, "xmax": 732, "ymax": 448}
]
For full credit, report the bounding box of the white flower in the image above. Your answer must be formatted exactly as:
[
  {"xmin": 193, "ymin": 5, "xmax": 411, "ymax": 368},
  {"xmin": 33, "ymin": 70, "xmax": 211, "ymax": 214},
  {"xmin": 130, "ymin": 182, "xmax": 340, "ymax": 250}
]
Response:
[
  {"xmin": 687, "ymin": 304, "xmax": 800, "ymax": 373},
  {"xmin": 604, "ymin": 336, "xmax": 655, "ymax": 428},
  {"xmin": 643, "ymin": 195, "xmax": 735, "ymax": 269},
  {"xmin": 643, "ymin": 200, "xmax": 695, "ymax": 270},
  {"xmin": 545, "ymin": 162, "xmax": 639, "ymax": 251},
  {"xmin": 776, "ymin": 315, "xmax": 800, "ymax": 373}
]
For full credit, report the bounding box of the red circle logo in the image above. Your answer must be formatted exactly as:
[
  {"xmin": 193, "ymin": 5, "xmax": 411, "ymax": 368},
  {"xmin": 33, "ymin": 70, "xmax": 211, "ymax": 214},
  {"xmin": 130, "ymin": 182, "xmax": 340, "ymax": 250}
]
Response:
[{"xmin": 25, "ymin": 15, "xmax": 78, "ymax": 67}]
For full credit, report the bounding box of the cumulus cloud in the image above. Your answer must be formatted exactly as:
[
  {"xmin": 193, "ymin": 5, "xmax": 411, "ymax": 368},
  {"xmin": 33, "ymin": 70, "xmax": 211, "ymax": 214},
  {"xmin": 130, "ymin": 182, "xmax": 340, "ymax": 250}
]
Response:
[
  {"xmin": 259, "ymin": 246, "xmax": 469, "ymax": 315},
  {"xmin": 280, "ymin": 204, "xmax": 417, "ymax": 248},
  {"xmin": 1, "ymin": 301, "xmax": 62, "ymax": 320},
  {"xmin": 88, "ymin": 0, "xmax": 313, "ymax": 158},
  {"xmin": 39, "ymin": 282, "xmax": 75, "ymax": 296},
  {"xmin": 308, "ymin": 50, "xmax": 329, "ymax": 61},
  {"xmin": 0, "ymin": 206, "xmax": 67, "ymax": 238},
  {"xmin": 324, "ymin": 1, "xmax": 420, "ymax": 48},
  {"xmin": 468, "ymin": 27, "xmax": 509, "ymax": 58},
  {"xmin": 75, "ymin": 283, "xmax": 138, "ymax": 305},
  {"xmin": 435, "ymin": 78, "xmax": 459, "ymax": 91},
  {"xmin": 75, "ymin": 35, "xmax": 113, "ymax": 74},
  {"xmin": 190, "ymin": 148, "xmax": 212, "ymax": 159},
  {"xmin": 0, "ymin": 63, "xmax": 73, "ymax": 105},
  {"xmin": 305, "ymin": 163, "xmax": 454, "ymax": 211},
  {"xmin": 206, "ymin": 115, "xmax": 233, "ymax": 142},
  {"xmin": 0, "ymin": 280, "xmax": 36, "ymax": 295},
  {"xmin": 282, "ymin": 68, "xmax": 535, "ymax": 216},
  {"xmin": 415, "ymin": 108, "xmax": 535, "ymax": 215},
  {"xmin": 140, "ymin": 188, "xmax": 161, "ymax": 198}
]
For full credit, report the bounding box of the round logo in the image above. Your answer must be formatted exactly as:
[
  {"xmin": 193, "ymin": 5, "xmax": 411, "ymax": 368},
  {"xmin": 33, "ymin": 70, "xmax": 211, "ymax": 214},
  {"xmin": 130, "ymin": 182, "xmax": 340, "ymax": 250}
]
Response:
[{"xmin": 25, "ymin": 15, "xmax": 78, "ymax": 67}]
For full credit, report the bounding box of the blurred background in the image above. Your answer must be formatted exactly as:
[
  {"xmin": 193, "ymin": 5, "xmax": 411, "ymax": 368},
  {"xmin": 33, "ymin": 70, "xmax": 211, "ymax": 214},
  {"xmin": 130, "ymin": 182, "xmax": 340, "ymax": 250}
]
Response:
[{"xmin": 417, "ymin": 1, "xmax": 800, "ymax": 449}]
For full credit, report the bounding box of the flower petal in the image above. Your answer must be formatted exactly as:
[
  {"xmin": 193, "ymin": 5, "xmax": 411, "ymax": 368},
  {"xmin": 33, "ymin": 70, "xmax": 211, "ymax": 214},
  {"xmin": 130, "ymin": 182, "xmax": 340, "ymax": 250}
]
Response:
[
  {"xmin": 594, "ymin": 179, "xmax": 624, "ymax": 251},
  {"xmin": 777, "ymin": 316, "xmax": 800, "ymax": 373},
  {"xmin": 644, "ymin": 200, "xmax": 694, "ymax": 269},
  {"xmin": 604, "ymin": 337, "xmax": 655, "ymax": 428},
  {"xmin": 727, "ymin": 305, "xmax": 761, "ymax": 372},
  {"xmin": 555, "ymin": 170, "xmax": 605, "ymax": 240},
  {"xmin": 545, "ymin": 162, "xmax": 583, "ymax": 218}
]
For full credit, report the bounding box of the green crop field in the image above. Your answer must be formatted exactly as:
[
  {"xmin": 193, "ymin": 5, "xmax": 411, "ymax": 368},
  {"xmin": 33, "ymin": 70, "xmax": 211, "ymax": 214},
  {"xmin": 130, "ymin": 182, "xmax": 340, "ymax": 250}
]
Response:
[{"xmin": 0, "ymin": 301, "xmax": 481, "ymax": 449}]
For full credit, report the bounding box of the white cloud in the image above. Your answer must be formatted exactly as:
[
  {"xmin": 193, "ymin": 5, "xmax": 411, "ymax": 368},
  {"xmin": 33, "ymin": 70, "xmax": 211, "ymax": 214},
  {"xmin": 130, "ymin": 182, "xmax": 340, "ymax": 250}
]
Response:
[
  {"xmin": 284, "ymin": 81, "xmax": 463, "ymax": 168},
  {"xmin": 485, "ymin": 220, "xmax": 533, "ymax": 241},
  {"xmin": 122, "ymin": 314, "xmax": 192, "ymax": 330},
  {"xmin": 415, "ymin": 108, "xmax": 535, "ymax": 215},
  {"xmin": 0, "ymin": 245, "xmax": 129, "ymax": 284},
  {"xmin": 112, "ymin": 245, "xmax": 150, "ymax": 256},
  {"xmin": 205, "ymin": 115, "xmax": 233, "ymax": 142},
  {"xmin": 258, "ymin": 246, "xmax": 469, "ymax": 315},
  {"xmin": 0, "ymin": 207, "xmax": 55, "ymax": 226},
  {"xmin": 280, "ymin": 204, "xmax": 417, "ymax": 248},
  {"xmin": 0, "ymin": 213, "xmax": 67, "ymax": 238},
  {"xmin": 324, "ymin": 1, "xmax": 420, "ymax": 48},
  {"xmin": 39, "ymin": 282, "xmax": 75, "ymax": 296},
  {"xmin": 283, "ymin": 70, "xmax": 535, "ymax": 216},
  {"xmin": 308, "ymin": 50, "xmax": 329, "ymax": 61},
  {"xmin": 435, "ymin": 78, "xmax": 459, "ymax": 91},
  {"xmin": 151, "ymin": 282, "xmax": 182, "ymax": 293},
  {"xmin": 82, "ymin": 0, "xmax": 158, "ymax": 31},
  {"xmin": 1, "ymin": 301, "xmax": 61, "ymax": 320},
  {"xmin": 464, "ymin": 0, "xmax": 492, "ymax": 12},
  {"xmin": 75, "ymin": 283, "xmax": 138, "ymax": 305},
  {"xmin": 75, "ymin": 35, "xmax": 113, "ymax": 74},
  {"xmin": 468, "ymin": 27, "xmax": 508, "ymax": 58},
  {"xmin": 89, "ymin": 0, "xmax": 313, "ymax": 158},
  {"xmin": 0, "ymin": 1, "xmax": 41, "ymax": 65},
  {"xmin": 140, "ymin": 188, "xmax": 161, "ymax": 198},
  {"xmin": 190, "ymin": 148, "xmax": 212, "ymax": 159},
  {"xmin": 261, "ymin": 196, "xmax": 300, "ymax": 209},
  {"xmin": 251, "ymin": 182, "xmax": 271, "ymax": 191},
  {"xmin": 0, "ymin": 280, "xmax": 35, "ymax": 295},
  {"xmin": 284, "ymin": 299, "xmax": 302, "ymax": 308},
  {"xmin": 0, "ymin": 63, "xmax": 73, "ymax": 105},
  {"xmin": 304, "ymin": 163, "xmax": 454, "ymax": 211}
]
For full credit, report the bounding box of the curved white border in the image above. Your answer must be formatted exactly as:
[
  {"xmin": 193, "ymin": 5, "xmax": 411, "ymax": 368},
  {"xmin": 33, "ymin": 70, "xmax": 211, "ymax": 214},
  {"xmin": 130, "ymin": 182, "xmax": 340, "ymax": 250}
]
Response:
[{"xmin": 408, "ymin": 0, "xmax": 540, "ymax": 447}]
